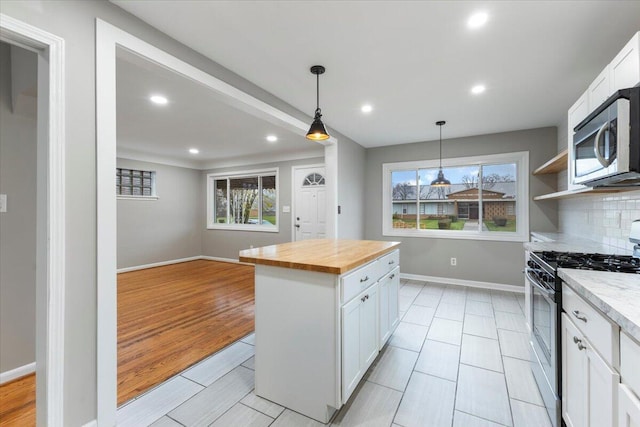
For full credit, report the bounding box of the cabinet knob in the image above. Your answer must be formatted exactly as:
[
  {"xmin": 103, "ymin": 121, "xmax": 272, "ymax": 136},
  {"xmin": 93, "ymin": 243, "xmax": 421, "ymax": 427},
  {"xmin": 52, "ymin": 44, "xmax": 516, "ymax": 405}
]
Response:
[
  {"xmin": 365, "ymin": 294, "xmax": 369, "ymax": 300},
  {"xmin": 360, "ymin": 276, "xmax": 369, "ymax": 283},
  {"xmin": 361, "ymin": 296, "xmax": 366, "ymax": 302},
  {"xmin": 572, "ymin": 310, "xmax": 587, "ymax": 322},
  {"xmin": 573, "ymin": 336, "xmax": 587, "ymax": 351},
  {"xmin": 388, "ymin": 260, "xmax": 395, "ymax": 265}
]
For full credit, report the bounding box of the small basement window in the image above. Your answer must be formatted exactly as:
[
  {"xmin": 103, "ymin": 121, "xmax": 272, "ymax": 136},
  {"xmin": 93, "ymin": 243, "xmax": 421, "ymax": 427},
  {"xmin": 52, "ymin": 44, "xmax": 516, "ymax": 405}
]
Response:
[{"xmin": 116, "ymin": 168, "xmax": 157, "ymax": 199}]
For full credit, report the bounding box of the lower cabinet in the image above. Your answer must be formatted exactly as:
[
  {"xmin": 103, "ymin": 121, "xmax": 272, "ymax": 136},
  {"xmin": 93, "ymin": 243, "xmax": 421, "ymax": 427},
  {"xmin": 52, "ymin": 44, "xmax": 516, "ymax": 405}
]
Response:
[
  {"xmin": 378, "ymin": 266, "xmax": 400, "ymax": 348},
  {"xmin": 342, "ymin": 284, "xmax": 378, "ymax": 402},
  {"xmin": 619, "ymin": 383, "xmax": 640, "ymax": 427},
  {"xmin": 562, "ymin": 313, "xmax": 620, "ymax": 427}
]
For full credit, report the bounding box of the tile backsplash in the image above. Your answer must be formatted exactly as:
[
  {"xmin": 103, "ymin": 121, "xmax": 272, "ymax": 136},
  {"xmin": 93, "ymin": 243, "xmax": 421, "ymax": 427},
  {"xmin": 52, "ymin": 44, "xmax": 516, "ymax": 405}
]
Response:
[{"xmin": 558, "ymin": 190, "xmax": 640, "ymax": 253}]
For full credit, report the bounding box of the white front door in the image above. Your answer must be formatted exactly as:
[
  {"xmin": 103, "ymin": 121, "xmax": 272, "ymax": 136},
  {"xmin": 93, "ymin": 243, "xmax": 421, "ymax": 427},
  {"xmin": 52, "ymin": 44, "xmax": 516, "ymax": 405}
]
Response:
[{"xmin": 293, "ymin": 166, "xmax": 326, "ymax": 241}]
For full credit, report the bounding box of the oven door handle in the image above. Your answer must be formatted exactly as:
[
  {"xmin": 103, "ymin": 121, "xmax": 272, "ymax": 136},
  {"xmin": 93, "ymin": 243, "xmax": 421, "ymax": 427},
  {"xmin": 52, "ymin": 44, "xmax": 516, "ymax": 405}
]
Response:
[{"xmin": 525, "ymin": 268, "xmax": 556, "ymax": 300}]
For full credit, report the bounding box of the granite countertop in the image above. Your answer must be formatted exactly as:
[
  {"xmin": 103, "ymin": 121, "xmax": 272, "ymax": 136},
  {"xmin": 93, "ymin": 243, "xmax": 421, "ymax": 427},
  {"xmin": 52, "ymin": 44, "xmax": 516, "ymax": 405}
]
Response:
[
  {"xmin": 239, "ymin": 239, "xmax": 400, "ymax": 274},
  {"xmin": 526, "ymin": 231, "xmax": 629, "ymax": 255},
  {"xmin": 559, "ymin": 269, "xmax": 640, "ymax": 342}
]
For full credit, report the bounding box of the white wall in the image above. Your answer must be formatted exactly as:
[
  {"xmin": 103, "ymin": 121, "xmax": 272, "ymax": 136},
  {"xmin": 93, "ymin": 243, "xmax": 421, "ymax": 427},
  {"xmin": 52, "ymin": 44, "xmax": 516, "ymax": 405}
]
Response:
[{"xmin": 117, "ymin": 158, "xmax": 202, "ymax": 269}]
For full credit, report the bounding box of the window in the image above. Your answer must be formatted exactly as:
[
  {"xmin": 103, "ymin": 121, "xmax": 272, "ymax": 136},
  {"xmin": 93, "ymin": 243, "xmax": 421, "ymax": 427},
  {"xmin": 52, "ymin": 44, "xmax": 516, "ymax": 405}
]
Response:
[
  {"xmin": 207, "ymin": 168, "xmax": 278, "ymax": 232},
  {"xmin": 383, "ymin": 151, "xmax": 529, "ymax": 241},
  {"xmin": 116, "ymin": 168, "xmax": 156, "ymax": 198}
]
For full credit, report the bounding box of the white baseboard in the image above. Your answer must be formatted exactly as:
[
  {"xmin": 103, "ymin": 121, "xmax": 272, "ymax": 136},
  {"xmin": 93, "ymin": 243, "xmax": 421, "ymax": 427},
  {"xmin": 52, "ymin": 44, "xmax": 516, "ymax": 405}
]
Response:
[
  {"xmin": 117, "ymin": 256, "xmax": 202, "ymax": 273},
  {"xmin": 200, "ymin": 255, "xmax": 253, "ymax": 266},
  {"xmin": 0, "ymin": 362, "xmax": 36, "ymax": 384},
  {"xmin": 117, "ymin": 255, "xmax": 253, "ymax": 273},
  {"xmin": 81, "ymin": 420, "xmax": 97, "ymax": 427},
  {"xmin": 400, "ymin": 273, "xmax": 524, "ymax": 294}
]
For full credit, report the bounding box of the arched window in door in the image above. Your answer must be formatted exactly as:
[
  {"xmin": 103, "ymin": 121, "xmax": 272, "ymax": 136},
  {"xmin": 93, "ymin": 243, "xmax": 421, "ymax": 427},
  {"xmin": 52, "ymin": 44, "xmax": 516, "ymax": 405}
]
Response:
[{"xmin": 303, "ymin": 173, "xmax": 325, "ymax": 186}]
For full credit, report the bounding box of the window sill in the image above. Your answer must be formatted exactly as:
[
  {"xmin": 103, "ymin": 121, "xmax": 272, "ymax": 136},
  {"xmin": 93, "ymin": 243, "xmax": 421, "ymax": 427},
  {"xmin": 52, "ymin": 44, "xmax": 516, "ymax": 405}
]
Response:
[
  {"xmin": 383, "ymin": 228, "xmax": 528, "ymax": 242},
  {"xmin": 117, "ymin": 196, "xmax": 158, "ymax": 201},
  {"xmin": 207, "ymin": 224, "xmax": 279, "ymax": 233}
]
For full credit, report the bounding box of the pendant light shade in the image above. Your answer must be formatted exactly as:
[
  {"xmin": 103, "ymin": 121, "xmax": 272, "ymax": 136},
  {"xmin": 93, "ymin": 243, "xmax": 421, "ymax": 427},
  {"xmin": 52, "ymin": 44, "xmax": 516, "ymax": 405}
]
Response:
[
  {"xmin": 306, "ymin": 65, "xmax": 330, "ymax": 141},
  {"xmin": 430, "ymin": 120, "xmax": 451, "ymax": 187}
]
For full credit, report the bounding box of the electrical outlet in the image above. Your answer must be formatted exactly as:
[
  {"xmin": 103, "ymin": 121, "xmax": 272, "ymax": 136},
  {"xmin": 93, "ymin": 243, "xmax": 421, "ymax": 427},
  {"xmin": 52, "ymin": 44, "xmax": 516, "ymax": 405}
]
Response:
[{"xmin": 450, "ymin": 257, "xmax": 457, "ymax": 266}]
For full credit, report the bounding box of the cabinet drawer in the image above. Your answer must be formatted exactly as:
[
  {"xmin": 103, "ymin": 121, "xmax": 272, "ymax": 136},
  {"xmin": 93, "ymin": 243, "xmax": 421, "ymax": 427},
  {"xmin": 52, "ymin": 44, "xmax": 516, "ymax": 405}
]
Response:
[
  {"xmin": 621, "ymin": 332, "xmax": 640, "ymax": 398},
  {"xmin": 562, "ymin": 283, "xmax": 618, "ymax": 366},
  {"xmin": 342, "ymin": 261, "xmax": 378, "ymax": 304},
  {"xmin": 377, "ymin": 250, "xmax": 399, "ymax": 277}
]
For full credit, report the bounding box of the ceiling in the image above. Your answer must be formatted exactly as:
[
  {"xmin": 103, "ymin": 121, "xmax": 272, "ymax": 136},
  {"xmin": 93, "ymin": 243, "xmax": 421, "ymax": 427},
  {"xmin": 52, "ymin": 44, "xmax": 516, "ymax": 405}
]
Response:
[
  {"xmin": 116, "ymin": 49, "xmax": 323, "ymax": 168},
  {"xmin": 112, "ymin": 0, "xmax": 640, "ymax": 150}
]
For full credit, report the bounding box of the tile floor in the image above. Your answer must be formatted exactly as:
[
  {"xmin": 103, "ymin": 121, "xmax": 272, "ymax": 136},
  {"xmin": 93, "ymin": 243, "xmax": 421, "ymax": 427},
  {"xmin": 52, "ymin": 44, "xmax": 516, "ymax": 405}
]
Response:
[{"xmin": 117, "ymin": 281, "xmax": 551, "ymax": 427}]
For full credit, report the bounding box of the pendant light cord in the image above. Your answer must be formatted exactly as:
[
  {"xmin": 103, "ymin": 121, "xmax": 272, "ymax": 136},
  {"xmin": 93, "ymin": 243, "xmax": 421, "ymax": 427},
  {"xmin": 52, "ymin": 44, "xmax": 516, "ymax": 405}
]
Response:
[
  {"xmin": 316, "ymin": 72, "xmax": 320, "ymax": 115},
  {"xmin": 439, "ymin": 124, "xmax": 443, "ymax": 169}
]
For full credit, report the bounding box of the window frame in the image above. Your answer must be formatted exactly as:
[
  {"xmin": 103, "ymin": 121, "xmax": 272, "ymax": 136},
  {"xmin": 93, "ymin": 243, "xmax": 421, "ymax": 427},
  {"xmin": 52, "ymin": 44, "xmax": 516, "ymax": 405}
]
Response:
[
  {"xmin": 382, "ymin": 151, "xmax": 529, "ymax": 242},
  {"xmin": 116, "ymin": 168, "xmax": 158, "ymax": 200},
  {"xmin": 206, "ymin": 167, "xmax": 279, "ymax": 232}
]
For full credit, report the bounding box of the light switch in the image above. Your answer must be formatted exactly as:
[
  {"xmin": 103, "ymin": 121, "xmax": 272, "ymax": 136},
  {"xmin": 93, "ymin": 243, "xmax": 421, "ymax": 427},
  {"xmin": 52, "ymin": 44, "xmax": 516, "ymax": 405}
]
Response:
[
  {"xmin": 0, "ymin": 194, "xmax": 6, "ymax": 213},
  {"xmin": 282, "ymin": 205, "xmax": 290, "ymax": 213}
]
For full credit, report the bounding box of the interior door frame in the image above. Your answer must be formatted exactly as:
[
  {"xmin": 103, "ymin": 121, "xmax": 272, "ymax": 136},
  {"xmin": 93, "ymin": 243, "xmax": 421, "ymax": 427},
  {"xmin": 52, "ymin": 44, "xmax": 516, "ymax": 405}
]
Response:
[
  {"xmin": 0, "ymin": 14, "xmax": 66, "ymax": 426},
  {"xmin": 96, "ymin": 19, "xmax": 338, "ymax": 425},
  {"xmin": 291, "ymin": 163, "xmax": 326, "ymax": 241}
]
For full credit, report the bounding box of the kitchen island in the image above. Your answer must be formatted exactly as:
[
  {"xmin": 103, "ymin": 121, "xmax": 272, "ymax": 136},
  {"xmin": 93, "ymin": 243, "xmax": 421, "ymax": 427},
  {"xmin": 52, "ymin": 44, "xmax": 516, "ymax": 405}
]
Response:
[{"xmin": 239, "ymin": 239, "xmax": 400, "ymax": 423}]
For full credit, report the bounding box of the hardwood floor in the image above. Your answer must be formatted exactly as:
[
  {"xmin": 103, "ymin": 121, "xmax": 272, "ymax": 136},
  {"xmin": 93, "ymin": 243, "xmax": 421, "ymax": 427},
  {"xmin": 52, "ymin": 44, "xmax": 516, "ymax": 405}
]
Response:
[
  {"xmin": 118, "ymin": 259, "xmax": 255, "ymax": 405},
  {"xmin": 0, "ymin": 374, "xmax": 36, "ymax": 426}
]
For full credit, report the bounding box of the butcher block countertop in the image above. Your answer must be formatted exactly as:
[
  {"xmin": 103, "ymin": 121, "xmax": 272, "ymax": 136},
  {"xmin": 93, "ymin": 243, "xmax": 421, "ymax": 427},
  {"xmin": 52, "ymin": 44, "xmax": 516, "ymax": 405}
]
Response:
[{"xmin": 239, "ymin": 239, "xmax": 400, "ymax": 274}]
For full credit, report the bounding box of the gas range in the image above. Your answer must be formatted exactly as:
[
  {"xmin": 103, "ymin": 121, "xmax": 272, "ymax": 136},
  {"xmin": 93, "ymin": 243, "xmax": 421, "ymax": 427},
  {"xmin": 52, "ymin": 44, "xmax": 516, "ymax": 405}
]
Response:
[{"xmin": 537, "ymin": 251, "xmax": 640, "ymax": 274}]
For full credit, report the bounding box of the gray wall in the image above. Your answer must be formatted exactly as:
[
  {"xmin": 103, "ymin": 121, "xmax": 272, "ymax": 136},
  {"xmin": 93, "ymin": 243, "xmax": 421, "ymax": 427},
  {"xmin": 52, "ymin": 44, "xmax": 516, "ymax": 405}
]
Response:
[
  {"xmin": 364, "ymin": 127, "xmax": 559, "ymax": 287},
  {"xmin": 0, "ymin": 42, "xmax": 37, "ymax": 374},
  {"xmin": 338, "ymin": 138, "xmax": 366, "ymax": 239},
  {"xmin": 201, "ymin": 157, "xmax": 324, "ymax": 259},
  {"xmin": 117, "ymin": 158, "xmax": 202, "ymax": 269}
]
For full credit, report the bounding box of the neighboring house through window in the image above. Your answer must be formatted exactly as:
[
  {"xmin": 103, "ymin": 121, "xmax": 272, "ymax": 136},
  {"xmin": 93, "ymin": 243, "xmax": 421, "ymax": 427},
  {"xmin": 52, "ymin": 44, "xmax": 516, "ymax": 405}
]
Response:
[
  {"xmin": 207, "ymin": 168, "xmax": 278, "ymax": 232},
  {"xmin": 383, "ymin": 151, "xmax": 529, "ymax": 241}
]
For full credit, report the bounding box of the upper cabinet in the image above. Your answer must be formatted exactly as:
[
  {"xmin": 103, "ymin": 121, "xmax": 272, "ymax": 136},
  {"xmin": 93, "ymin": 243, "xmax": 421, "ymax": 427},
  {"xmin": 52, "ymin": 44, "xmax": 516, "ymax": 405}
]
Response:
[
  {"xmin": 588, "ymin": 67, "xmax": 611, "ymax": 111},
  {"xmin": 610, "ymin": 32, "xmax": 640, "ymax": 93}
]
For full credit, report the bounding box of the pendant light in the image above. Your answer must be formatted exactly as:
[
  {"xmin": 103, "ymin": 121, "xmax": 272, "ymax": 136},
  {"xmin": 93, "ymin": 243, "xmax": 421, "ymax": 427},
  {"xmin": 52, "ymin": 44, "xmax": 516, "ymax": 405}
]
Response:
[
  {"xmin": 306, "ymin": 65, "xmax": 330, "ymax": 141},
  {"xmin": 430, "ymin": 120, "xmax": 451, "ymax": 187}
]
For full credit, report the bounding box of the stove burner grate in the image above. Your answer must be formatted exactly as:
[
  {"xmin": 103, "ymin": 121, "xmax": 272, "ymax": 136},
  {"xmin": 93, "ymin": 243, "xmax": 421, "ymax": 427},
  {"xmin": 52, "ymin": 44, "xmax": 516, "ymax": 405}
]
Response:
[{"xmin": 539, "ymin": 251, "xmax": 640, "ymax": 274}]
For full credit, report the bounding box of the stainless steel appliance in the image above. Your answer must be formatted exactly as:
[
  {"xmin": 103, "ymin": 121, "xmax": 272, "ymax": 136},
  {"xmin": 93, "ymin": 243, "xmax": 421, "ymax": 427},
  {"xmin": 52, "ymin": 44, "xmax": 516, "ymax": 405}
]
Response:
[
  {"xmin": 526, "ymin": 251, "xmax": 640, "ymax": 427},
  {"xmin": 572, "ymin": 86, "xmax": 640, "ymax": 187}
]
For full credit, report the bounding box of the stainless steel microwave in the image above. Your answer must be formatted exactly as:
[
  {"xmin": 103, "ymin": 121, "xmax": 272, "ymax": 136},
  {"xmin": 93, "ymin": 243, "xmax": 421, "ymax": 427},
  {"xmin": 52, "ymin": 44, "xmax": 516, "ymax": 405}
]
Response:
[{"xmin": 572, "ymin": 86, "xmax": 640, "ymax": 187}]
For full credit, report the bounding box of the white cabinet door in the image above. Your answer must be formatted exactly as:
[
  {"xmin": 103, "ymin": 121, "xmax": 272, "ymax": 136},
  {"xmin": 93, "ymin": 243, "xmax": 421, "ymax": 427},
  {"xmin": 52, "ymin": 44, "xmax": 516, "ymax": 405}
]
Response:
[
  {"xmin": 610, "ymin": 32, "xmax": 640, "ymax": 92},
  {"xmin": 360, "ymin": 285, "xmax": 378, "ymax": 369},
  {"xmin": 378, "ymin": 267, "xmax": 400, "ymax": 349},
  {"xmin": 588, "ymin": 67, "xmax": 611, "ymax": 110},
  {"xmin": 388, "ymin": 269, "xmax": 399, "ymax": 333},
  {"xmin": 378, "ymin": 278, "xmax": 390, "ymax": 348},
  {"xmin": 562, "ymin": 313, "xmax": 586, "ymax": 427},
  {"xmin": 562, "ymin": 313, "xmax": 620, "ymax": 427},
  {"xmin": 586, "ymin": 334, "xmax": 620, "ymax": 427},
  {"xmin": 619, "ymin": 383, "xmax": 640, "ymax": 427},
  {"xmin": 342, "ymin": 295, "xmax": 362, "ymax": 401}
]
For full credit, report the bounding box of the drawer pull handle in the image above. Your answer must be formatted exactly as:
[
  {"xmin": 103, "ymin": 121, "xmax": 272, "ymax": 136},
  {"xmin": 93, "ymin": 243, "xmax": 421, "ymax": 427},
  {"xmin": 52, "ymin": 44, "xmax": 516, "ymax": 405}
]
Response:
[
  {"xmin": 572, "ymin": 310, "xmax": 587, "ymax": 322},
  {"xmin": 361, "ymin": 296, "xmax": 366, "ymax": 302},
  {"xmin": 365, "ymin": 294, "xmax": 369, "ymax": 300},
  {"xmin": 573, "ymin": 336, "xmax": 586, "ymax": 351},
  {"xmin": 390, "ymin": 274, "xmax": 395, "ymax": 279},
  {"xmin": 360, "ymin": 276, "xmax": 369, "ymax": 283},
  {"xmin": 388, "ymin": 260, "xmax": 395, "ymax": 265}
]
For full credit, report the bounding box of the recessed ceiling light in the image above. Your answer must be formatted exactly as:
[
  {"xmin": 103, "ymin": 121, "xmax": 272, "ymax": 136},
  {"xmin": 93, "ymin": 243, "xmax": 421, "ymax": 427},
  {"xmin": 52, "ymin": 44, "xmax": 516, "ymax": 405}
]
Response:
[
  {"xmin": 189, "ymin": 148, "xmax": 199, "ymax": 154},
  {"xmin": 361, "ymin": 104, "xmax": 373, "ymax": 113},
  {"xmin": 150, "ymin": 95, "xmax": 168, "ymax": 105},
  {"xmin": 266, "ymin": 135, "xmax": 278, "ymax": 142},
  {"xmin": 467, "ymin": 12, "xmax": 489, "ymax": 29},
  {"xmin": 471, "ymin": 84, "xmax": 486, "ymax": 95}
]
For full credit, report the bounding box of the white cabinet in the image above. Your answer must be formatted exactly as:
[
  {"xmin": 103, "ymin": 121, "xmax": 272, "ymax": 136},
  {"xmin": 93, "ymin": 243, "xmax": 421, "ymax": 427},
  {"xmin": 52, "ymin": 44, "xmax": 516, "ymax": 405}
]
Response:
[
  {"xmin": 588, "ymin": 67, "xmax": 611, "ymax": 109},
  {"xmin": 378, "ymin": 266, "xmax": 400, "ymax": 348},
  {"xmin": 610, "ymin": 32, "xmax": 640, "ymax": 93},
  {"xmin": 567, "ymin": 90, "xmax": 589, "ymax": 191},
  {"xmin": 619, "ymin": 332, "xmax": 640, "ymax": 427},
  {"xmin": 341, "ymin": 283, "xmax": 378, "ymax": 402},
  {"xmin": 562, "ymin": 312, "xmax": 620, "ymax": 427}
]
